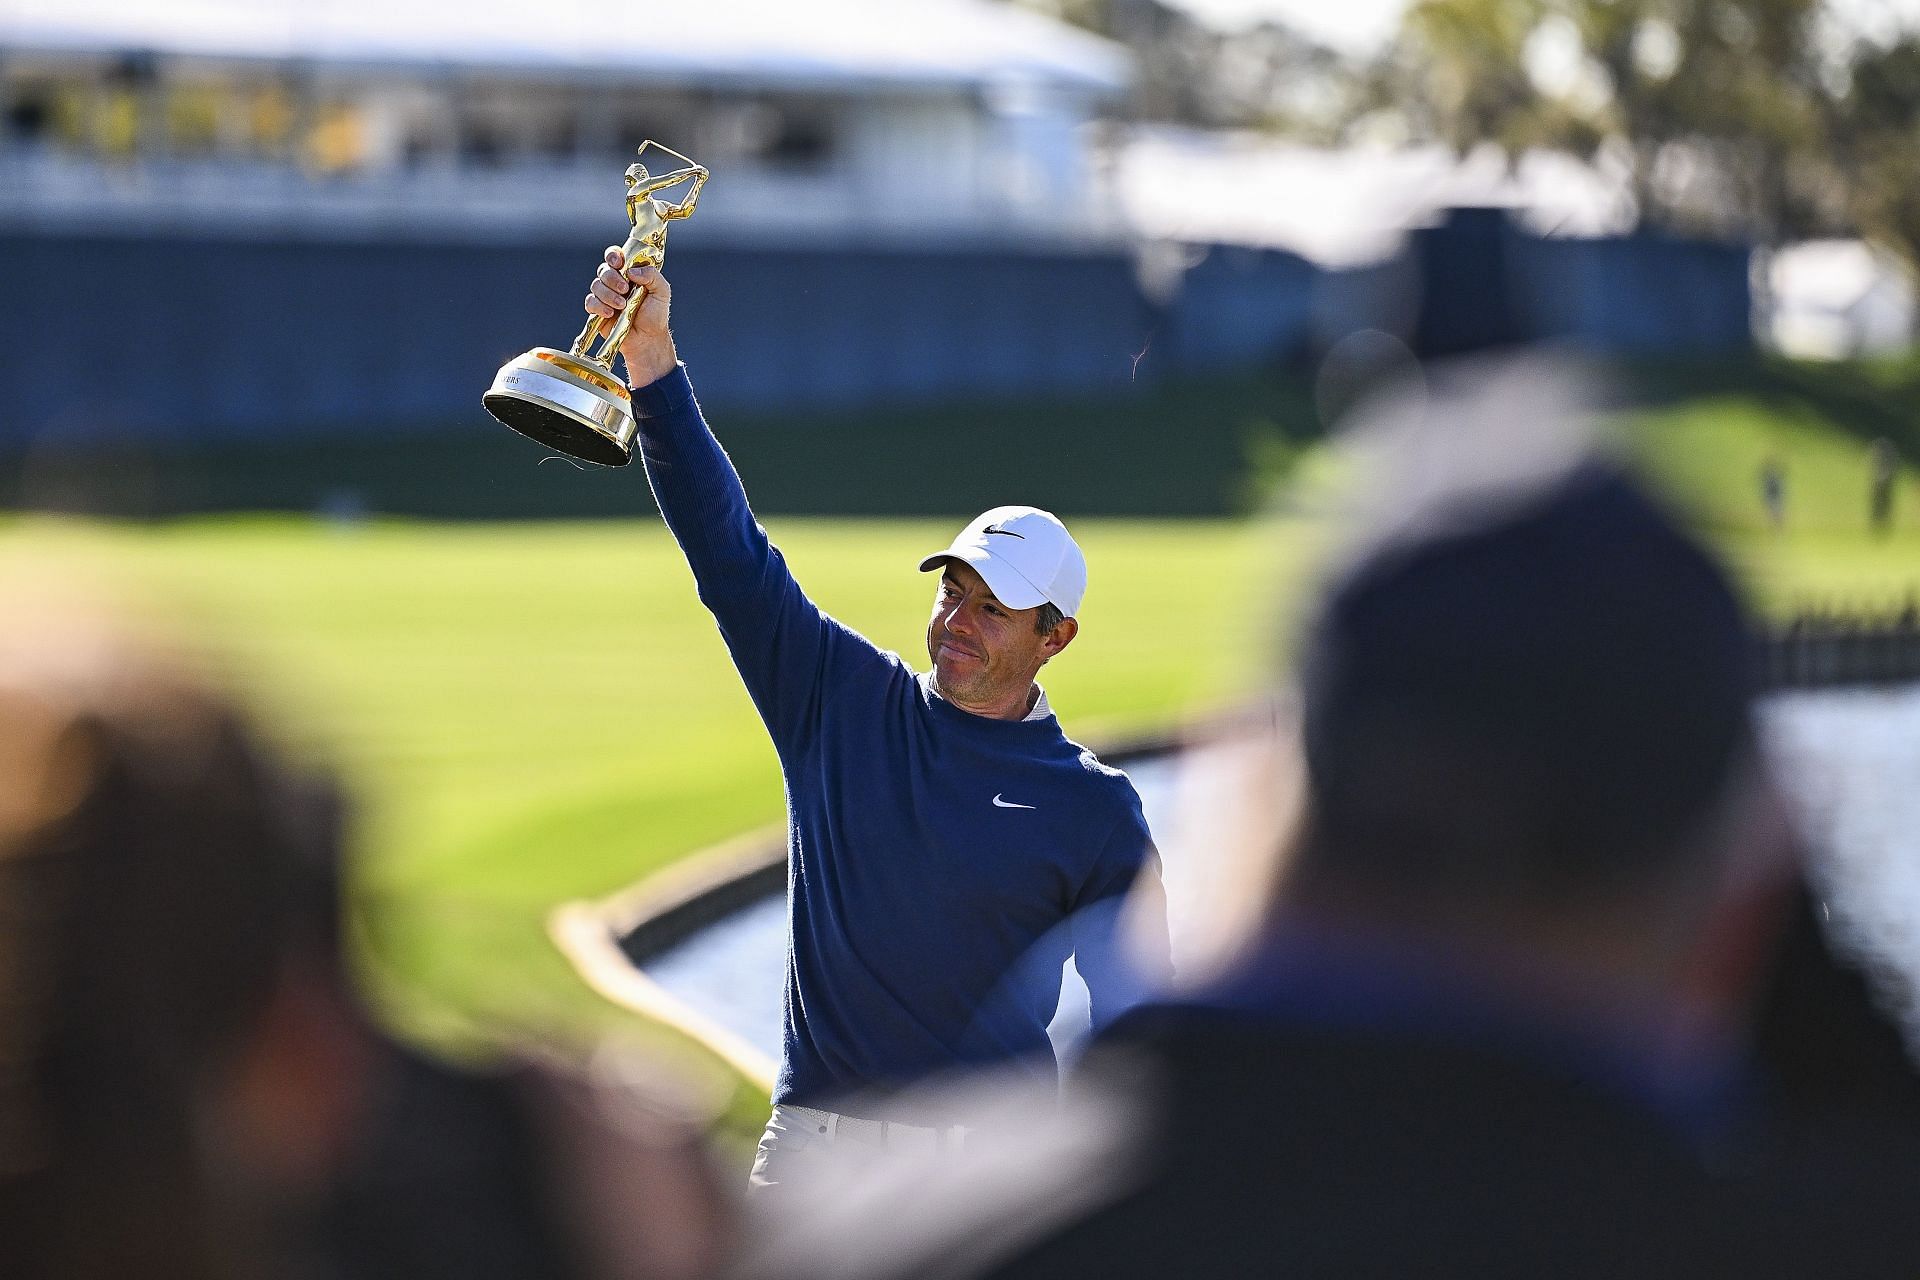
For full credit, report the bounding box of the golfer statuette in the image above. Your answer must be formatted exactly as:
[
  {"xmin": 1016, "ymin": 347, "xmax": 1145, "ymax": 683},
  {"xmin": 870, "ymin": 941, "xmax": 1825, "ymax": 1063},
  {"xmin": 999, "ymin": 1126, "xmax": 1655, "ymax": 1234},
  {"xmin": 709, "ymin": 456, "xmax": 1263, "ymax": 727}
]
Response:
[{"xmin": 482, "ymin": 141, "xmax": 708, "ymax": 466}]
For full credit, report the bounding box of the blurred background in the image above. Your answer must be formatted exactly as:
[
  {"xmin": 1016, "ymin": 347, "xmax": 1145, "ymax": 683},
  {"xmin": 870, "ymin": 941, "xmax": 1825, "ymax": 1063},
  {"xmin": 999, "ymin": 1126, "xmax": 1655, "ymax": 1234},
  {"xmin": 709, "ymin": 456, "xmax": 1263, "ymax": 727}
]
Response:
[{"xmin": 2, "ymin": 0, "xmax": 1917, "ymax": 1145}]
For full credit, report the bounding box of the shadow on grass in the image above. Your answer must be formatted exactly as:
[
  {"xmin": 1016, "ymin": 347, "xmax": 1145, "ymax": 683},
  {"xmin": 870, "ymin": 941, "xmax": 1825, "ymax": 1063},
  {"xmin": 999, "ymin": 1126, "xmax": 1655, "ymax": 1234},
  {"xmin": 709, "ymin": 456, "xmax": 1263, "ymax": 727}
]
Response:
[
  {"xmin": 0, "ymin": 369, "xmax": 1322, "ymax": 521},
  {"xmin": 1626, "ymin": 354, "xmax": 1920, "ymax": 460}
]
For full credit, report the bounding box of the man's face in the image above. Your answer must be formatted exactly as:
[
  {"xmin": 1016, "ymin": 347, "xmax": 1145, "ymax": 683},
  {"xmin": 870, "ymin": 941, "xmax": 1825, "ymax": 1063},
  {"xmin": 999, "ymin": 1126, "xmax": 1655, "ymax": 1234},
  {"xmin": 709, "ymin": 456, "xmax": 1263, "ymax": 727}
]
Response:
[{"xmin": 926, "ymin": 560, "xmax": 1069, "ymax": 709}]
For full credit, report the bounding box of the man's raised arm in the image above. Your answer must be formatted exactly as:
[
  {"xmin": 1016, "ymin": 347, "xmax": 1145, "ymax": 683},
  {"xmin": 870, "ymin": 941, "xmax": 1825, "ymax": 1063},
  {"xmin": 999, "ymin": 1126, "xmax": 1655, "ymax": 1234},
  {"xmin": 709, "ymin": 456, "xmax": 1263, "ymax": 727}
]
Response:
[{"xmin": 586, "ymin": 250, "xmax": 867, "ymax": 753}]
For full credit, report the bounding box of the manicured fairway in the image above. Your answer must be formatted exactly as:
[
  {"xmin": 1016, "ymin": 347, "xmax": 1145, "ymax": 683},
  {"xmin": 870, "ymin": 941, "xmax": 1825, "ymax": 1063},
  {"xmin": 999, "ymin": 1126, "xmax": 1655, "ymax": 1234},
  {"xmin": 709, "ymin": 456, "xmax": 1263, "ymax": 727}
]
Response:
[
  {"xmin": 0, "ymin": 516, "xmax": 1287, "ymax": 1092},
  {"xmin": 2, "ymin": 492, "xmax": 1913, "ymax": 1125}
]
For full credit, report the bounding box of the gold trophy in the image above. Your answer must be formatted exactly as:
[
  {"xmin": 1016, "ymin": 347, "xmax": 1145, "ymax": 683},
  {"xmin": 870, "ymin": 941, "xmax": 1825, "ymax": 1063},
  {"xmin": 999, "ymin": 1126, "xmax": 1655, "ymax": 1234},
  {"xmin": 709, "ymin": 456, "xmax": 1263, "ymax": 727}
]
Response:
[{"xmin": 483, "ymin": 141, "xmax": 708, "ymax": 466}]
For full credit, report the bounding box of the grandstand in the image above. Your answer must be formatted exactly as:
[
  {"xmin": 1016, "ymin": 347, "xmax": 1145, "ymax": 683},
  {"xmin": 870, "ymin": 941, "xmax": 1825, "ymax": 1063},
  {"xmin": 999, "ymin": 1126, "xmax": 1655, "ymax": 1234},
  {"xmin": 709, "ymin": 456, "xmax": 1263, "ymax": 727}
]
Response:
[
  {"xmin": 0, "ymin": 0, "xmax": 1760, "ymax": 516},
  {"xmin": 0, "ymin": 0, "xmax": 1130, "ymax": 246}
]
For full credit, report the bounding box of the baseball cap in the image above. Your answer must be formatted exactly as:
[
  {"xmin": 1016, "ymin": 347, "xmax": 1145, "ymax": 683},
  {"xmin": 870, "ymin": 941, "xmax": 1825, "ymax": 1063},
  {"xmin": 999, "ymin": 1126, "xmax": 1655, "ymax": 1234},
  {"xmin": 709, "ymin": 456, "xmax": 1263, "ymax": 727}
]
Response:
[{"xmin": 917, "ymin": 506, "xmax": 1087, "ymax": 617}]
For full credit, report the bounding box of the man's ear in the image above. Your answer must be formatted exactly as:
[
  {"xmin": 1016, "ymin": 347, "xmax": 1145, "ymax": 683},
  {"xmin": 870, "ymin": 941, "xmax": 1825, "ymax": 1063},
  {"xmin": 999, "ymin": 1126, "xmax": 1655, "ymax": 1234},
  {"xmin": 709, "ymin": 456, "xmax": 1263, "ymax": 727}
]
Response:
[{"xmin": 1042, "ymin": 616, "xmax": 1079, "ymax": 661}]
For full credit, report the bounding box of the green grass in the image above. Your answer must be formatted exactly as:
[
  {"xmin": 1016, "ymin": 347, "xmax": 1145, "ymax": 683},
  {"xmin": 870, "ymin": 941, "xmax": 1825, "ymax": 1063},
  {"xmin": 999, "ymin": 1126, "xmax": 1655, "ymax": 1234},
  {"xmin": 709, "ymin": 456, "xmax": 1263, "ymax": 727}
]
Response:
[
  {"xmin": 1609, "ymin": 361, "xmax": 1920, "ymax": 612},
  {"xmin": 3, "ymin": 354, "xmax": 1917, "ymax": 1138},
  {"xmin": 0, "ymin": 514, "xmax": 1283, "ymax": 1114},
  {"xmin": 5, "ymin": 504, "xmax": 1910, "ymax": 1066},
  {"xmin": 1623, "ymin": 395, "xmax": 1920, "ymax": 539}
]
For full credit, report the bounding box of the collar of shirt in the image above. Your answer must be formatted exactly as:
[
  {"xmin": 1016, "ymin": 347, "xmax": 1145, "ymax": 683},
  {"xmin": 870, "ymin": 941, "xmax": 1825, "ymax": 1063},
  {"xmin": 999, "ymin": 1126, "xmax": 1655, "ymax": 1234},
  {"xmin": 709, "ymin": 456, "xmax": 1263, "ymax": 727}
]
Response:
[{"xmin": 921, "ymin": 671, "xmax": 1051, "ymax": 722}]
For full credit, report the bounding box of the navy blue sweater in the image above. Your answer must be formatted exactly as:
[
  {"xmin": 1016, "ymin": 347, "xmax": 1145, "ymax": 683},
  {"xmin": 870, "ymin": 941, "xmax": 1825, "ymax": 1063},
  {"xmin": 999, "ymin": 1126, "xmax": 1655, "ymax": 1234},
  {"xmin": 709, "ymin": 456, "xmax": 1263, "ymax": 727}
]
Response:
[{"xmin": 632, "ymin": 365, "xmax": 1165, "ymax": 1120}]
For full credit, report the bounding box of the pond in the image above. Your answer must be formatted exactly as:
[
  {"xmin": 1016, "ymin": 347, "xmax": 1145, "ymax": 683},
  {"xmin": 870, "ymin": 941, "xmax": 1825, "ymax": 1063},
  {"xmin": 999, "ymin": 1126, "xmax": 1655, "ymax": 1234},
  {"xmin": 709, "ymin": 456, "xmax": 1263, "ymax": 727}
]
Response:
[{"xmin": 644, "ymin": 685, "xmax": 1920, "ymax": 1062}]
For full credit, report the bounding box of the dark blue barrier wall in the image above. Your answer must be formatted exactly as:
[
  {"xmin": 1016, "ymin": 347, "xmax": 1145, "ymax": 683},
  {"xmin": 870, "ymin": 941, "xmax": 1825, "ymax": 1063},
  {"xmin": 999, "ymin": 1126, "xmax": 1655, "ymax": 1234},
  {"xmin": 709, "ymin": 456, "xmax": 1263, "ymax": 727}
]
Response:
[
  {"xmin": 0, "ymin": 213, "xmax": 1752, "ymax": 455},
  {"xmin": 1511, "ymin": 230, "xmax": 1754, "ymax": 354},
  {"xmin": 0, "ymin": 232, "xmax": 1164, "ymax": 448},
  {"xmin": 674, "ymin": 244, "xmax": 1164, "ymax": 409},
  {"xmin": 1408, "ymin": 208, "xmax": 1754, "ymax": 359},
  {"xmin": 1411, "ymin": 208, "xmax": 1529, "ymax": 356},
  {"xmin": 1166, "ymin": 244, "xmax": 1318, "ymax": 372}
]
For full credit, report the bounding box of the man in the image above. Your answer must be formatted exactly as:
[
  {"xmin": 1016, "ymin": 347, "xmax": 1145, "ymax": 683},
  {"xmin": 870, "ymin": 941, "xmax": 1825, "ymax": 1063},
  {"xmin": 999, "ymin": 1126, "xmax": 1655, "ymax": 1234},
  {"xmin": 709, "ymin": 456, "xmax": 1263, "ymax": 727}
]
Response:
[
  {"xmin": 584, "ymin": 250, "xmax": 1169, "ymax": 1187},
  {"xmin": 743, "ymin": 367, "xmax": 1826, "ymax": 1279},
  {"xmin": 1868, "ymin": 437, "xmax": 1897, "ymax": 536}
]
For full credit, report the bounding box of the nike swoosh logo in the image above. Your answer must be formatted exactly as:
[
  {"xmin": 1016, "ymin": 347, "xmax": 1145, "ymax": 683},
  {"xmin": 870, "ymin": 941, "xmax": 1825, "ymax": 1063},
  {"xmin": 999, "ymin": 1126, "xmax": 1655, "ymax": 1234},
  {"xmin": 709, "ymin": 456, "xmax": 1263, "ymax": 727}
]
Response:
[
  {"xmin": 982, "ymin": 524, "xmax": 1026, "ymax": 540},
  {"xmin": 992, "ymin": 794, "xmax": 1037, "ymax": 809}
]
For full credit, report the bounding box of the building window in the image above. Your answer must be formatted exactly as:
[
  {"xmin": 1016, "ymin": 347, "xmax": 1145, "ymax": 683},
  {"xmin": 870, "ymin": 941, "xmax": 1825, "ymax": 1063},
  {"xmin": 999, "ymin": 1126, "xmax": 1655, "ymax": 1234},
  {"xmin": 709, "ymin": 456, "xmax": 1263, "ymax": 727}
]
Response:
[{"xmin": 762, "ymin": 109, "xmax": 834, "ymax": 168}]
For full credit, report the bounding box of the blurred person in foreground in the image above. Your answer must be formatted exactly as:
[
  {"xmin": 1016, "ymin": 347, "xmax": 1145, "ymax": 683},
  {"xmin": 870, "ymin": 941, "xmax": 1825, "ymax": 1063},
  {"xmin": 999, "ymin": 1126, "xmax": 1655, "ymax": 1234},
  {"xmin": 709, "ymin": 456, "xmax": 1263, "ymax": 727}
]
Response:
[
  {"xmin": 582, "ymin": 254, "xmax": 1170, "ymax": 1190},
  {"xmin": 0, "ymin": 583, "xmax": 732, "ymax": 1280},
  {"xmin": 736, "ymin": 361, "xmax": 1920, "ymax": 1279}
]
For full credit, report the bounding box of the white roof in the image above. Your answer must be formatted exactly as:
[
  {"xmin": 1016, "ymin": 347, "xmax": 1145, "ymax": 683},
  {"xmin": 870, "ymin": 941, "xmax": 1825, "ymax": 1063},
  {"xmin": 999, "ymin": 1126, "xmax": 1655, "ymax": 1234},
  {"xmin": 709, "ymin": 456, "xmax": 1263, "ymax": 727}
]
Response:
[
  {"xmin": 0, "ymin": 0, "xmax": 1131, "ymax": 95},
  {"xmin": 1120, "ymin": 129, "xmax": 1635, "ymax": 266}
]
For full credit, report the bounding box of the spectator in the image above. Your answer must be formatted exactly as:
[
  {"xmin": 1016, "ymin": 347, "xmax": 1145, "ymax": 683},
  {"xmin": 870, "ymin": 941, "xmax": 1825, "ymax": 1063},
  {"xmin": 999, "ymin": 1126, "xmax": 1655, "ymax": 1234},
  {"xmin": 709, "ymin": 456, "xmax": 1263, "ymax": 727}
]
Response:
[
  {"xmin": 1760, "ymin": 453, "xmax": 1787, "ymax": 532},
  {"xmin": 0, "ymin": 583, "xmax": 733, "ymax": 1280},
  {"xmin": 1868, "ymin": 438, "xmax": 1898, "ymax": 536}
]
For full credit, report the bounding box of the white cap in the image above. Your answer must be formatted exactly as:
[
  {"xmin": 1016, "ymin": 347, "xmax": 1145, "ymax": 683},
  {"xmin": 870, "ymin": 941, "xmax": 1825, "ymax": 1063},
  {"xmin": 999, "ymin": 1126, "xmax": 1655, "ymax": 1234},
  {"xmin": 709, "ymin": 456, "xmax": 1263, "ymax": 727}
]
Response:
[{"xmin": 917, "ymin": 505, "xmax": 1087, "ymax": 617}]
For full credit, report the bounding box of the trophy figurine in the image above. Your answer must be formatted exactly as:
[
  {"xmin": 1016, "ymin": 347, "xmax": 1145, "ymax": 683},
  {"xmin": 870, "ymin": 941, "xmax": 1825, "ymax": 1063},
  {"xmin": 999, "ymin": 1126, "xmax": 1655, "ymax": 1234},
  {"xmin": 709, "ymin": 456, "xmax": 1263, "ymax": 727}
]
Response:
[{"xmin": 483, "ymin": 141, "xmax": 708, "ymax": 466}]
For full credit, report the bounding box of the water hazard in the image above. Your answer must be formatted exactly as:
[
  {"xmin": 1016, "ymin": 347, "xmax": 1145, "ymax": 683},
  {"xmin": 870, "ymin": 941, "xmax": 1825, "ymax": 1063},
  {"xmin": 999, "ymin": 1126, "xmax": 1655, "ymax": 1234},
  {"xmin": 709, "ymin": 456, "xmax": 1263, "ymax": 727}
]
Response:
[{"xmin": 645, "ymin": 685, "xmax": 1920, "ymax": 1061}]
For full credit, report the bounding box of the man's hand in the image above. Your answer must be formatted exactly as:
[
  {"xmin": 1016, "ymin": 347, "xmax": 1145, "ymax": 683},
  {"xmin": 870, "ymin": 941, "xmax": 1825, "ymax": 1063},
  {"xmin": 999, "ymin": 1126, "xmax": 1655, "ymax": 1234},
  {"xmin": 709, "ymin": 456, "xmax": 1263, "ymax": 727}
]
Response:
[{"xmin": 587, "ymin": 248, "xmax": 677, "ymax": 388}]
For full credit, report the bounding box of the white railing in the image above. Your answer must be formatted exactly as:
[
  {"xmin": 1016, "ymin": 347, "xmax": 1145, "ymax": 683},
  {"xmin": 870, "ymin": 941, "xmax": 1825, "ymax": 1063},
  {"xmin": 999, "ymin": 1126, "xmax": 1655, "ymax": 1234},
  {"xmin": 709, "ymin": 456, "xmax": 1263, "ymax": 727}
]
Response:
[{"xmin": 0, "ymin": 151, "xmax": 1128, "ymax": 248}]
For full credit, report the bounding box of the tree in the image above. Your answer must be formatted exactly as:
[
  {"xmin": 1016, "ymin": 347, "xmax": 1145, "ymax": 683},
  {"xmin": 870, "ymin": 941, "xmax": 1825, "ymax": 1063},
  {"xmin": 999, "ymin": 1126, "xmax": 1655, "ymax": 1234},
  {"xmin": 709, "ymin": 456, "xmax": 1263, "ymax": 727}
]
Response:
[
  {"xmin": 1829, "ymin": 35, "xmax": 1920, "ymax": 271},
  {"xmin": 1010, "ymin": 0, "xmax": 1354, "ymax": 133},
  {"xmin": 1362, "ymin": 0, "xmax": 1849, "ymax": 248}
]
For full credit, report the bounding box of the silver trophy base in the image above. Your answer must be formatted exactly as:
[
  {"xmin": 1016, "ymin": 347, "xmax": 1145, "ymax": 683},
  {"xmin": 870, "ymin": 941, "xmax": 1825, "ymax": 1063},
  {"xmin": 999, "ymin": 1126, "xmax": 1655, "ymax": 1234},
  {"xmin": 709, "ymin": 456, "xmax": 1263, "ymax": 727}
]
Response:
[{"xmin": 483, "ymin": 348, "xmax": 636, "ymax": 467}]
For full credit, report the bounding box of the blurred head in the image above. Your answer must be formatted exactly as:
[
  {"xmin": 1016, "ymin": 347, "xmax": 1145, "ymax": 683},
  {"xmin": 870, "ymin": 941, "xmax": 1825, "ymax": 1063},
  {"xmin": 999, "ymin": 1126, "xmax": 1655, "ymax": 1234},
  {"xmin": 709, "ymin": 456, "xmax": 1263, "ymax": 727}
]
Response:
[
  {"xmin": 0, "ymin": 586, "xmax": 735, "ymax": 1280},
  {"xmin": 1295, "ymin": 461, "xmax": 1760, "ymax": 923},
  {"xmin": 0, "ymin": 589, "xmax": 356, "ymax": 1279}
]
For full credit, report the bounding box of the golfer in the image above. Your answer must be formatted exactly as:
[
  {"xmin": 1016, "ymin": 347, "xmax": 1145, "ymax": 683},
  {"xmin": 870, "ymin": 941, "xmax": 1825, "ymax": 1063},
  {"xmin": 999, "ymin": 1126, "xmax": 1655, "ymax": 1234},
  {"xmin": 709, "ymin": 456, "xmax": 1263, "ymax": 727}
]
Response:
[{"xmin": 585, "ymin": 251, "xmax": 1169, "ymax": 1187}]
